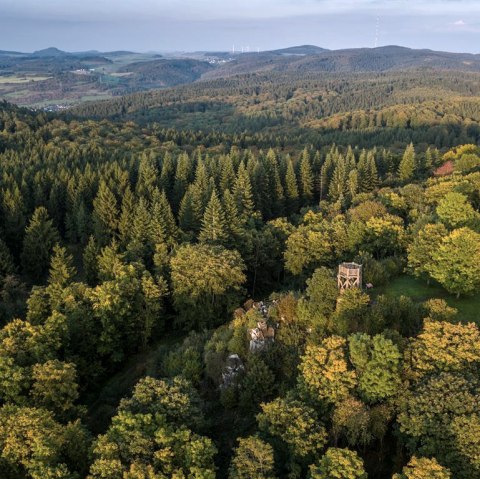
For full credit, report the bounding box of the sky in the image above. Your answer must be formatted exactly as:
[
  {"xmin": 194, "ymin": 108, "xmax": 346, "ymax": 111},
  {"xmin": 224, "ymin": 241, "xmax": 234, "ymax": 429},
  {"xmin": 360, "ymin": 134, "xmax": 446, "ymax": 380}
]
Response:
[{"xmin": 1, "ymin": 0, "xmax": 479, "ymax": 54}]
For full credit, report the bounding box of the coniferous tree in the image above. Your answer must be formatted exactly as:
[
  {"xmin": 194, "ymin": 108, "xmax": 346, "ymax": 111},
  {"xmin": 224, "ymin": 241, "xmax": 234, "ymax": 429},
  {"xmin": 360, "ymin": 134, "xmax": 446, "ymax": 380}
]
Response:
[
  {"xmin": 284, "ymin": 157, "xmax": 299, "ymax": 215},
  {"xmin": 117, "ymin": 186, "xmax": 135, "ymax": 246},
  {"xmin": 154, "ymin": 189, "xmax": 178, "ymax": 246},
  {"xmin": 2, "ymin": 185, "xmax": 26, "ymax": 256},
  {"xmin": 223, "ymin": 189, "xmax": 244, "ymax": 246},
  {"xmin": 399, "ymin": 143, "xmax": 416, "ymax": 182},
  {"xmin": 136, "ymin": 152, "xmax": 158, "ymax": 200},
  {"xmin": 347, "ymin": 170, "xmax": 359, "ymax": 201},
  {"xmin": 178, "ymin": 188, "xmax": 200, "ymax": 237},
  {"xmin": 92, "ymin": 181, "xmax": 119, "ymax": 246},
  {"xmin": 159, "ymin": 151, "xmax": 175, "ymax": 199},
  {"xmin": 265, "ymin": 149, "xmax": 285, "ymax": 216},
  {"xmin": 329, "ymin": 156, "xmax": 347, "ymax": 202},
  {"xmin": 173, "ymin": 152, "xmax": 192, "ymax": 211},
  {"xmin": 299, "ymin": 148, "xmax": 314, "ymax": 204},
  {"xmin": 220, "ymin": 154, "xmax": 236, "ymax": 193},
  {"xmin": 199, "ymin": 190, "xmax": 228, "ymax": 245},
  {"xmin": 233, "ymin": 162, "xmax": 255, "ymax": 223},
  {"xmin": 127, "ymin": 197, "xmax": 152, "ymax": 261},
  {"xmin": 83, "ymin": 235, "xmax": 99, "ymax": 286},
  {"xmin": 0, "ymin": 239, "xmax": 15, "ymax": 278},
  {"xmin": 366, "ymin": 151, "xmax": 379, "ymax": 191},
  {"xmin": 48, "ymin": 244, "xmax": 76, "ymax": 288},
  {"xmin": 21, "ymin": 207, "xmax": 60, "ymax": 281}
]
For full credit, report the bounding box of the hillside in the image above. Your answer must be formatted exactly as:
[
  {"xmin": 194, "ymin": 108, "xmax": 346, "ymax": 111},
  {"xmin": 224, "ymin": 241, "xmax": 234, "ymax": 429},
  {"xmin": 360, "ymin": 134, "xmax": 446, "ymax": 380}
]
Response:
[
  {"xmin": 69, "ymin": 69, "xmax": 480, "ymax": 148},
  {"xmin": 202, "ymin": 45, "xmax": 480, "ymax": 80},
  {"xmin": 117, "ymin": 58, "xmax": 213, "ymax": 87},
  {"xmin": 2, "ymin": 44, "xmax": 480, "ymax": 108}
]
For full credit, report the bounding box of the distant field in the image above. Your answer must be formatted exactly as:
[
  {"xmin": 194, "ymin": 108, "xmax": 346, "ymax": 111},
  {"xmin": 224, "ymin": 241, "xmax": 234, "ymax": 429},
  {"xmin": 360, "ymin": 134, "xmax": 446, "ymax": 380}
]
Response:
[
  {"xmin": 0, "ymin": 75, "xmax": 51, "ymax": 84},
  {"xmin": 377, "ymin": 275, "xmax": 480, "ymax": 324}
]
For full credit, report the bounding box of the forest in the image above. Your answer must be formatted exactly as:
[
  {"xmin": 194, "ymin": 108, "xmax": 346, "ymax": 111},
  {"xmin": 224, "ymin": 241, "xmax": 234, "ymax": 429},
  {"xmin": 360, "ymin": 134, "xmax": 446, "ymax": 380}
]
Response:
[
  {"xmin": 70, "ymin": 70, "xmax": 480, "ymax": 148},
  {"xmin": 0, "ymin": 64, "xmax": 480, "ymax": 479}
]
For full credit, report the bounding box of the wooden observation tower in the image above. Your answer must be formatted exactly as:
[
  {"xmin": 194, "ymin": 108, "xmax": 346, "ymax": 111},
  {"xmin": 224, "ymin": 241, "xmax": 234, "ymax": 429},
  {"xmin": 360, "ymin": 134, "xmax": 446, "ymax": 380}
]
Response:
[{"xmin": 337, "ymin": 262, "xmax": 362, "ymax": 290}]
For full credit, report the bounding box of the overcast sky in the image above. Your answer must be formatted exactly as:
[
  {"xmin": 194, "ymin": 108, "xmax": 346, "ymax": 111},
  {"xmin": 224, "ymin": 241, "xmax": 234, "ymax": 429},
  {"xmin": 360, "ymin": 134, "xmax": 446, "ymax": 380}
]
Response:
[{"xmin": 1, "ymin": 0, "xmax": 479, "ymax": 53}]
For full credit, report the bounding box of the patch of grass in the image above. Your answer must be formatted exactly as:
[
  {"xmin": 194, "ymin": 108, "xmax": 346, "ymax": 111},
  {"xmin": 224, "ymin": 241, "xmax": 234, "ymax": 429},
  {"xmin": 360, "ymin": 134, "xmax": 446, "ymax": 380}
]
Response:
[
  {"xmin": 376, "ymin": 275, "xmax": 480, "ymax": 324},
  {"xmin": 0, "ymin": 75, "xmax": 50, "ymax": 84}
]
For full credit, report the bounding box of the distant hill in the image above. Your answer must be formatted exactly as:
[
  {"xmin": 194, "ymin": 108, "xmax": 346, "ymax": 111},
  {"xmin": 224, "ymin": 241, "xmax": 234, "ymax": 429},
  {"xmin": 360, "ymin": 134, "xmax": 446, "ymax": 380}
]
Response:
[
  {"xmin": 2, "ymin": 44, "xmax": 480, "ymax": 108},
  {"xmin": 0, "ymin": 50, "xmax": 25, "ymax": 57},
  {"xmin": 32, "ymin": 47, "xmax": 70, "ymax": 58},
  {"xmin": 202, "ymin": 45, "xmax": 480, "ymax": 79},
  {"xmin": 119, "ymin": 59, "xmax": 213, "ymax": 87},
  {"xmin": 102, "ymin": 51, "xmax": 138, "ymax": 57},
  {"xmin": 270, "ymin": 45, "xmax": 329, "ymax": 55}
]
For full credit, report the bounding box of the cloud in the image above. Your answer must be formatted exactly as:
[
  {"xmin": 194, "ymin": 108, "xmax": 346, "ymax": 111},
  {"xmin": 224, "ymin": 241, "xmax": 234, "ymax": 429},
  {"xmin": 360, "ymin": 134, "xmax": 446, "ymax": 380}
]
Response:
[
  {"xmin": 3, "ymin": 0, "xmax": 480, "ymax": 22},
  {"xmin": 454, "ymin": 19, "xmax": 467, "ymax": 25}
]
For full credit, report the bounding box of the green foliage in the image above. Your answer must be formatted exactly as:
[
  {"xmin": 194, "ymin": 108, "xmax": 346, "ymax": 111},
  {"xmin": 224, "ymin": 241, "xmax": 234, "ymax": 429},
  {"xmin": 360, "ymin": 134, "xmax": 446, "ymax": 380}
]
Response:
[
  {"xmin": 118, "ymin": 376, "xmax": 204, "ymax": 430},
  {"xmin": 436, "ymin": 192, "xmax": 477, "ymax": 229},
  {"xmin": 299, "ymin": 337, "xmax": 357, "ymax": 405},
  {"xmin": 257, "ymin": 397, "xmax": 328, "ymax": 460},
  {"xmin": 332, "ymin": 288, "xmax": 371, "ymax": 335},
  {"xmin": 239, "ymin": 355, "xmax": 275, "ymax": 410},
  {"xmin": 430, "ymin": 227, "xmax": 480, "ymax": 296},
  {"xmin": 399, "ymin": 143, "xmax": 416, "ymax": 182},
  {"xmin": 296, "ymin": 267, "xmax": 338, "ymax": 332},
  {"xmin": 199, "ymin": 190, "xmax": 228, "ymax": 245},
  {"xmin": 2, "ymin": 82, "xmax": 480, "ymax": 479},
  {"xmin": 170, "ymin": 243, "xmax": 246, "ymax": 329},
  {"xmin": 21, "ymin": 207, "xmax": 60, "ymax": 281},
  {"xmin": 349, "ymin": 333, "xmax": 401, "ymax": 403},
  {"xmin": 31, "ymin": 360, "xmax": 80, "ymax": 419},
  {"xmin": 0, "ymin": 405, "xmax": 89, "ymax": 479},
  {"xmin": 398, "ymin": 372, "xmax": 480, "ymax": 476},
  {"xmin": 407, "ymin": 224, "xmax": 448, "ymax": 281},
  {"xmin": 229, "ymin": 436, "xmax": 276, "ymax": 479},
  {"xmin": 393, "ymin": 456, "xmax": 451, "ymax": 479},
  {"xmin": 309, "ymin": 448, "xmax": 367, "ymax": 479}
]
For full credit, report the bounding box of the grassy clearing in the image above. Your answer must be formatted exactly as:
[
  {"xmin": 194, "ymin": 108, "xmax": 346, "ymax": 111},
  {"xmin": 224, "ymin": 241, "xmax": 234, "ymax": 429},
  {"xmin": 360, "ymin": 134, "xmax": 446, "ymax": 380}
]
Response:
[
  {"xmin": 376, "ymin": 275, "xmax": 480, "ymax": 324},
  {"xmin": 0, "ymin": 75, "xmax": 50, "ymax": 84}
]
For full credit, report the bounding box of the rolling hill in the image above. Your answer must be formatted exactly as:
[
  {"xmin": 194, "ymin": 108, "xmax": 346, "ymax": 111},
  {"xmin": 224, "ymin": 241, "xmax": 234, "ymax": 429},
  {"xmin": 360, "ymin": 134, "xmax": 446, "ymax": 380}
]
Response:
[{"xmin": 2, "ymin": 44, "xmax": 480, "ymax": 108}]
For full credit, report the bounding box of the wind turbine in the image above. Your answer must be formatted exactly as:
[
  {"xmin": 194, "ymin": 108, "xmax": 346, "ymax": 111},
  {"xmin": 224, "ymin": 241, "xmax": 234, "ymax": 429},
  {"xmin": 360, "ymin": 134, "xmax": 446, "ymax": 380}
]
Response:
[{"xmin": 374, "ymin": 16, "xmax": 380, "ymax": 48}]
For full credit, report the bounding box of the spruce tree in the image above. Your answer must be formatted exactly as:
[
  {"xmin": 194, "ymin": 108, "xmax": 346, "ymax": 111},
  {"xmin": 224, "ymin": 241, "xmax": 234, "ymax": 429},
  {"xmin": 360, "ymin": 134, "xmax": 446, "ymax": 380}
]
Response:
[
  {"xmin": 179, "ymin": 189, "xmax": 200, "ymax": 237},
  {"xmin": 92, "ymin": 181, "xmax": 118, "ymax": 246},
  {"xmin": 329, "ymin": 156, "xmax": 347, "ymax": 202},
  {"xmin": 222, "ymin": 189, "xmax": 243, "ymax": 246},
  {"xmin": 48, "ymin": 244, "xmax": 76, "ymax": 288},
  {"xmin": 347, "ymin": 170, "xmax": 359, "ymax": 201},
  {"xmin": 127, "ymin": 198, "xmax": 152, "ymax": 261},
  {"xmin": 0, "ymin": 239, "xmax": 15, "ymax": 278},
  {"xmin": 284, "ymin": 157, "xmax": 299, "ymax": 215},
  {"xmin": 300, "ymin": 149, "xmax": 314, "ymax": 204},
  {"xmin": 47, "ymin": 245, "xmax": 76, "ymax": 309},
  {"xmin": 136, "ymin": 152, "xmax": 158, "ymax": 200},
  {"xmin": 366, "ymin": 151, "xmax": 379, "ymax": 190},
  {"xmin": 21, "ymin": 207, "xmax": 60, "ymax": 281},
  {"xmin": 399, "ymin": 143, "xmax": 416, "ymax": 182},
  {"xmin": 159, "ymin": 151, "xmax": 175, "ymax": 199},
  {"xmin": 118, "ymin": 186, "xmax": 135, "ymax": 246},
  {"xmin": 220, "ymin": 155, "xmax": 236, "ymax": 193},
  {"xmin": 199, "ymin": 191, "xmax": 228, "ymax": 245},
  {"xmin": 173, "ymin": 152, "xmax": 192, "ymax": 211},
  {"xmin": 357, "ymin": 149, "xmax": 369, "ymax": 193},
  {"xmin": 83, "ymin": 236, "xmax": 99, "ymax": 286},
  {"xmin": 2, "ymin": 185, "xmax": 26, "ymax": 256},
  {"xmin": 154, "ymin": 190, "xmax": 178, "ymax": 246},
  {"xmin": 233, "ymin": 162, "xmax": 255, "ymax": 222}
]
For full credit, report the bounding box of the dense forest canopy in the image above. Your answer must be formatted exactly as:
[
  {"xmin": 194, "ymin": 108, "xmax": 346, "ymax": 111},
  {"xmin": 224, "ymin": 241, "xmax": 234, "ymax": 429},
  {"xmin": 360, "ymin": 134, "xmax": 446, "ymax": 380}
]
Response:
[
  {"xmin": 69, "ymin": 70, "xmax": 480, "ymax": 148},
  {"xmin": 0, "ymin": 57, "xmax": 480, "ymax": 479}
]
